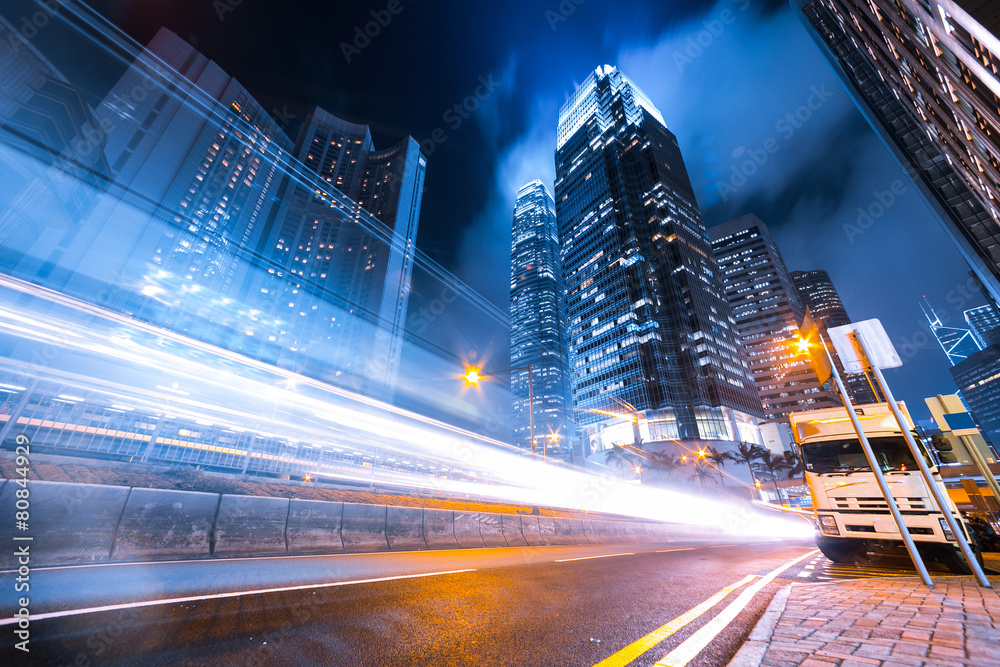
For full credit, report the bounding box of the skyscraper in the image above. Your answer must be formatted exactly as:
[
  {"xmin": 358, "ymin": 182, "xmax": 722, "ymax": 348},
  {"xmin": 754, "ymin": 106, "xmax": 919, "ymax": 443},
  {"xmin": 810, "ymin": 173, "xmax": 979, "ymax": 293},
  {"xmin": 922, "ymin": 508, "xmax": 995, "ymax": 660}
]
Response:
[
  {"xmin": 710, "ymin": 216, "xmax": 839, "ymax": 421},
  {"xmin": 509, "ymin": 180, "xmax": 572, "ymax": 458},
  {"xmin": 555, "ymin": 65, "xmax": 762, "ymax": 453},
  {"xmin": 791, "ymin": 269, "xmax": 879, "ymax": 404},
  {"xmin": 950, "ymin": 345, "xmax": 1000, "ymax": 448},
  {"xmin": 965, "ymin": 304, "xmax": 1000, "ymax": 348},
  {"xmin": 924, "ymin": 300, "xmax": 982, "ymax": 365},
  {"xmin": 795, "ymin": 0, "xmax": 1000, "ymax": 307},
  {"xmin": 249, "ymin": 107, "xmax": 425, "ymax": 400}
]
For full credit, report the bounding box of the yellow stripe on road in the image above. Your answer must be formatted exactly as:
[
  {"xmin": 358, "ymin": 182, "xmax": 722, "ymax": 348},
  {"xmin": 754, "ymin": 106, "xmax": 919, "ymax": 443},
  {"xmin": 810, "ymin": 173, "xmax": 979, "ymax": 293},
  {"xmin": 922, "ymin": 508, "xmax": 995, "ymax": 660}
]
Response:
[
  {"xmin": 590, "ymin": 574, "xmax": 758, "ymax": 667},
  {"xmin": 653, "ymin": 550, "xmax": 819, "ymax": 667},
  {"xmin": 555, "ymin": 552, "xmax": 635, "ymax": 563}
]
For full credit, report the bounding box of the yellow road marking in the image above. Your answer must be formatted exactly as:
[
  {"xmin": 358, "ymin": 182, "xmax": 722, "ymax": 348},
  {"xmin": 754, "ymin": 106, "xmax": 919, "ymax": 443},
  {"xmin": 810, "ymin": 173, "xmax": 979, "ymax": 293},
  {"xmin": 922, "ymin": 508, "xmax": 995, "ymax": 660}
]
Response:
[
  {"xmin": 555, "ymin": 552, "xmax": 634, "ymax": 563},
  {"xmin": 590, "ymin": 574, "xmax": 758, "ymax": 667},
  {"xmin": 653, "ymin": 550, "xmax": 819, "ymax": 666}
]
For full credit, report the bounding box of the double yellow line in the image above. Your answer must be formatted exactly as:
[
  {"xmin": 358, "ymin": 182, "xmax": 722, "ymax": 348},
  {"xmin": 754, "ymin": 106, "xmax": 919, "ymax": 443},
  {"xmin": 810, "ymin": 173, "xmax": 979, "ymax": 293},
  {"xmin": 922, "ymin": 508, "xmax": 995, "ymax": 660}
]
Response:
[{"xmin": 593, "ymin": 550, "xmax": 817, "ymax": 667}]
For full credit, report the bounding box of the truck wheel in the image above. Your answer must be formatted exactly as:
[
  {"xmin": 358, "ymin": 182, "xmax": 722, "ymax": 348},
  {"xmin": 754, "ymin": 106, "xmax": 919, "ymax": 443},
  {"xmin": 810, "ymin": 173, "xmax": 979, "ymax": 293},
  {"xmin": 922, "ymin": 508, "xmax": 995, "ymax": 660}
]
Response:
[
  {"xmin": 937, "ymin": 545, "xmax": 984, "ymax": 575},
  {"xmin": 816, "ymin": 536, "xmax": 867, "ymax": 563}
]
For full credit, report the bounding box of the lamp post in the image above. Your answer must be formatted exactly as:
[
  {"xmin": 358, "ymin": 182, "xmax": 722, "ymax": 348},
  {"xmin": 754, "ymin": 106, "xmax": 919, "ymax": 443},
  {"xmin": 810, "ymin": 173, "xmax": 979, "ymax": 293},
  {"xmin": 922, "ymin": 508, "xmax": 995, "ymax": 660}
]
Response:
[{"xmin": 464, "ymin": 364, "xmax": 538, "ymax": 459}]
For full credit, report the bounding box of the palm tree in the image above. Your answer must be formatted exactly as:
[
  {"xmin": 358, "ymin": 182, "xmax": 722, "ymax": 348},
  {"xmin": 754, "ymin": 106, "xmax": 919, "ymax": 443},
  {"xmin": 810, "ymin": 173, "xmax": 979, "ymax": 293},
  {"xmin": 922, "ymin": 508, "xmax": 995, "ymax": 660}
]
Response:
[
  {"xmin": 783, "ymin": 450, "xmax": 804, "ymax": 480},
  {"xmin": 730, "ymin": 442, "xmax": 767, "ymax": 490},
  {"xmin": 602, "ymin": 444, "xmax": 632, "ymax": 475},
  {"xmin": 690, "ymin": 460, "xmax": 715, "ymax": 490},
  {"xmin": 754, "ymin": 452, "xmax": 792, "ymax": 502},
  {"xmin": 705, "ymin": 446, "xmax": 732, "ymax": 486},
  {"xmin": 646, "ymin": 451, "xmax": 684, "ymax": 480}
]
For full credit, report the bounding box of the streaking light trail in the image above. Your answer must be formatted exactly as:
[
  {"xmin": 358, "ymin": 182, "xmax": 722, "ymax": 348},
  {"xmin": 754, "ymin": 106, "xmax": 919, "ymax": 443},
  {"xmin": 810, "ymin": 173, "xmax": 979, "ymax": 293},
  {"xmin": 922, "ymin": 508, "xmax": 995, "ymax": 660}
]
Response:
[{"xmin": 0, "ymin": 274, "xmax": 809, "ymax": 539}]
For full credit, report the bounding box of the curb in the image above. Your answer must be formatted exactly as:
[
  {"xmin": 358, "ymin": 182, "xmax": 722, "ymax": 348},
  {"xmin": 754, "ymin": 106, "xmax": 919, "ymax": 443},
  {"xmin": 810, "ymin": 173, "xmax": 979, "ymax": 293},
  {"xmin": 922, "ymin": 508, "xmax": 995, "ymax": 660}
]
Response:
[{"xmin": 727, "ymin": 583, "xmax": 792, "ymax": 667}]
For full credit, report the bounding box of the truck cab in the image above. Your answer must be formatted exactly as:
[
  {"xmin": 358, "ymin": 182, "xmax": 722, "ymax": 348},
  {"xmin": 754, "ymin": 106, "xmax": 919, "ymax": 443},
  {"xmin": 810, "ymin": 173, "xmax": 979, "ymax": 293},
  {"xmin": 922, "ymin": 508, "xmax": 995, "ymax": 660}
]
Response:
[{"xmin": 790, "ymin": 403, "xmax": 979, "ymax": 573}]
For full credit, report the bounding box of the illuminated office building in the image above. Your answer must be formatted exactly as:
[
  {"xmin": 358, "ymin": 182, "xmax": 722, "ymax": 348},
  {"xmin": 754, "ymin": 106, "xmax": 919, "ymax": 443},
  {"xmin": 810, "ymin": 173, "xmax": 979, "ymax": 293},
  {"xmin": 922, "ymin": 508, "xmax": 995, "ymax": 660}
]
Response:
[
  {"xmin": 250, "ymin": 108, "xmax": 425, "ymax": 400},
  {"xmin": 509, "ymin": 180, "xmax": 572, "ymax": 459},
  {"xmin": 555, "ymin": 65, "xmax": 763, "ymax": 454},
  {"xmin": 791, "ymin": 269, "xmax": 879, "ymax": 404},
  {"xmin": 796, "ymin": 0, "xmax": 1000, "ymax": 307},
  {"xmin": 965, "ymin": 303, "xmax": 1000, "ymax": 347},
  {"xmin": 709, "ymin": 216, "xmax": 839, "ymax": 421}
]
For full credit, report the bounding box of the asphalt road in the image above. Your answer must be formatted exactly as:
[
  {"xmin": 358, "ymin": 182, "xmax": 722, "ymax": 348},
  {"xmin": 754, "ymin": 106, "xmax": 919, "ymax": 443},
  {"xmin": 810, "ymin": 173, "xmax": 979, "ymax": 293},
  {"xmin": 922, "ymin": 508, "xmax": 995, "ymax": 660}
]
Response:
[{"xmin": 1, "ymin": 539, "xmax": 827, "ymax": 666}]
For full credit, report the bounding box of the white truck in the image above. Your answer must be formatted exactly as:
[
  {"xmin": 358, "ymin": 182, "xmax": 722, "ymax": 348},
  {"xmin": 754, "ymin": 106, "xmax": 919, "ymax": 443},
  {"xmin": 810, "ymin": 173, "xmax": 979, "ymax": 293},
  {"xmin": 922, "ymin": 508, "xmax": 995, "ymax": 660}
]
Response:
[{"xmin": 789, "ymin": 402, "xmax": 981, "ymax": 573}]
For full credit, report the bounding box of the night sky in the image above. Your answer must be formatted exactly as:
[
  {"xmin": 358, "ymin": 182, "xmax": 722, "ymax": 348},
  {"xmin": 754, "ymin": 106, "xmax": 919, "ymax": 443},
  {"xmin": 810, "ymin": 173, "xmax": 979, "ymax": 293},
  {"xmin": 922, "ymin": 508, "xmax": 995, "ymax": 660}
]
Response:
[{"xmin": 55, "ymin": 0, "xmax": 989, "ymax": 422}]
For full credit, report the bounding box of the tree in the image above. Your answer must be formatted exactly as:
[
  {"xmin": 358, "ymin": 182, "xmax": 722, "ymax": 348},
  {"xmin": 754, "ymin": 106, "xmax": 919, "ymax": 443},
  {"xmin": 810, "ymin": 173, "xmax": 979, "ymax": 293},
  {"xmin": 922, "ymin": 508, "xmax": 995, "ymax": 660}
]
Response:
[
  {"xmin": 690, "ymin": 460, "xmax": 715, "ymax": 490},
  {"xmin": 646, "ymin": 451, "xmax": 684, "ymax": 480},
  {"xmin": 602, "ymin": 444, "xmax": 633, "ymax": 475},
  {"xmin": 754, "ymin": 452, "xmax": 792, "ymax": 502},
  {"xmin": 784, "ymin": 450, "xmax": 804, "ymax": 480},
  {"xmin": 730, "ymin": 442, "xmax": 768, "ymax": 489},
  {"xmin": 705, "ymin": 445, "xmax": 732, "ymax": 486}
]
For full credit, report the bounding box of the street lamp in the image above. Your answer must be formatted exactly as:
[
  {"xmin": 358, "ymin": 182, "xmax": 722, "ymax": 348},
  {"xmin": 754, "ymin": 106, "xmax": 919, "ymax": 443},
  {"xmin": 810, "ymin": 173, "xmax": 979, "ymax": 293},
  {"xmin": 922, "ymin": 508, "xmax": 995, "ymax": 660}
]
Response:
[{"xmin": 464, "ymin": 363, "xmax": 539, "ymax": 459}]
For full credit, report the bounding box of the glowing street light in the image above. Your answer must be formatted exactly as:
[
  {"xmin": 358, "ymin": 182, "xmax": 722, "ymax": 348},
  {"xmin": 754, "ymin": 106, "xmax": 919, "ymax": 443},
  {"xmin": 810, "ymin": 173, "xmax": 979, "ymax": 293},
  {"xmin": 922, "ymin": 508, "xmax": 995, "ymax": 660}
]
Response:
[
  {"xmin": 696, "ymin": 447, "xmax": 707, "ymax": 460},
  {"xmin": 463, "ymin": 367, "xmax": 483, "ymax": 386}
]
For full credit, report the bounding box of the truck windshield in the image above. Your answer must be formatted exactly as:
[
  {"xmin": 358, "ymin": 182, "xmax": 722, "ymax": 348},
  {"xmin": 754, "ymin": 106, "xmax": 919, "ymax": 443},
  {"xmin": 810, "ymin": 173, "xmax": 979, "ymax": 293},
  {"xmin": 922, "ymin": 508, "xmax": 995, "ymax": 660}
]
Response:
[{"xmin": 800, "ymin": 436, "xmax": 918, "ymax": 474}]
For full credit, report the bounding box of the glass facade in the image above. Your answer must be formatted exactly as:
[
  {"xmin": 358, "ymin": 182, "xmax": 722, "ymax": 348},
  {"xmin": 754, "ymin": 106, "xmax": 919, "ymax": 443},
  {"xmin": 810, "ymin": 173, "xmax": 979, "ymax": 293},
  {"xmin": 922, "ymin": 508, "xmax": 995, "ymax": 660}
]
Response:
[
  {"xmin": 791, "ymin": 269, "xmax": 879, "ymax": 404},
  {"xmin": 710, "ymin": 216, "xmax": 839, "ymax": 421},
  {"xmin": 796, "ymin": 0, "xmax": 1000, "ymax": 307},
  {"xmin": 965, "ymin": 304, "xmax": 1000, "ymax": 347},
  {"xmin": 509, "ymin": 180, "xmax": 572, "ymax": 459},
  {"xmin": 554, "ymin": 66, "xmax": 763, "ymax": 450},
  {"xmin": 951, "ymin": 344, "xmax": 1000, "ymax": 448}
]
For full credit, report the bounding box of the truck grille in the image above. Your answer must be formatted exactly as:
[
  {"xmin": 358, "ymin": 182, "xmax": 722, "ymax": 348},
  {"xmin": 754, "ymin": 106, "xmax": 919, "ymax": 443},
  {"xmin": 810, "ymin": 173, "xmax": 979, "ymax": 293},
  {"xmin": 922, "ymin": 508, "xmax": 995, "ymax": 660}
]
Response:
[{"xmin": 832, "ymin": 497, "xmax": 926, "ymax": 511}]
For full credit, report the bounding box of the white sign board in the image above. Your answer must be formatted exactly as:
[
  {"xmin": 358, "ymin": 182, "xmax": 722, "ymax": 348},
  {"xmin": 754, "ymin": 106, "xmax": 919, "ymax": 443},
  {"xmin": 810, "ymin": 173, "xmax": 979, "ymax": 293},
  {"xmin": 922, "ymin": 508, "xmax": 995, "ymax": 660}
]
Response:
[{"xmin": 827, "ymin": 319, "xmax": 902, "ymax": 373}]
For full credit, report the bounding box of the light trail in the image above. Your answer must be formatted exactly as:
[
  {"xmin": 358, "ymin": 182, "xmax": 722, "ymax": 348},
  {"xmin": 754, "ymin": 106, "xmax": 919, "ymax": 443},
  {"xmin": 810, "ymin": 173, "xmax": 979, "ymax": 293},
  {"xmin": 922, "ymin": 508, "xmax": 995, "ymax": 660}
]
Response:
[{"xmin": 0, "ymin": 274, "xmax": 811, "ymax": 539}]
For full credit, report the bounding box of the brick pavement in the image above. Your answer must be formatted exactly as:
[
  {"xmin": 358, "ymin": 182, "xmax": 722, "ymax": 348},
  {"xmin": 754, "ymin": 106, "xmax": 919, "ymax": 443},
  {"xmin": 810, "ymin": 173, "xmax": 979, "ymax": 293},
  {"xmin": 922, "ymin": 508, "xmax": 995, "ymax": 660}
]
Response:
[{"xmin": 731, "ymin": 560, "xmax": 1000, "ymax": 666}]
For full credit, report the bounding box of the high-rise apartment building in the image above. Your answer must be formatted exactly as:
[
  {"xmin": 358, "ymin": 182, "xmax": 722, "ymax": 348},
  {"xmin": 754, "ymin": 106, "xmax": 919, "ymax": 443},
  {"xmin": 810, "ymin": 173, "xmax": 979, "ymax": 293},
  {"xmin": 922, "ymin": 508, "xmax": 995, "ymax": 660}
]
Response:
[
  {"xmin": 709, "ymin": 216, "xmax": 839, "ymax": 421},
  {"xmin": 965, "ymin": 303, "xmax": 1000, "ymax": 347},
  {"xmin": 249, "ymin": 107, "xmax": 425, "ymax": 400},
  {"xmin": 509, "ymin": 180, "xmax": 573, "ymax": 459},
  {"xmin": 795, "ymin": 0, "xmax": 1000, "ymax": 307},
  {"xmin": 555, "ymin": 65, "xmax": 763, "ymax": 453},
  {"xmin": 791, "ymin": 269, "xmax": 879, "ymax": 404}
]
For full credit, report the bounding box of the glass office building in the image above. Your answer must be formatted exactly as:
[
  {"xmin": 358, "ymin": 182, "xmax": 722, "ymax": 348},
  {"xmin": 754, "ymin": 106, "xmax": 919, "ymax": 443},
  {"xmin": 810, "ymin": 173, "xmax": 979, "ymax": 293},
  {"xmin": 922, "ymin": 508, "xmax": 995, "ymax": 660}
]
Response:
[
  {"xmin": 791, "ymin": 269, "xmax": 879, "ymax": 404},
  {"xmin": 554, "ymin": 66, "xmax": 763, "ymax": 454},
  {"xmin": 710, "ymin": 216, "xmax": 839, "ymax": 421},
  {"xmin": 509, "ymin": 180, "xmax": 573, "ymax": 459},
  {"xmin": 796, "ymin": 0, "xmax": 1000, "ymax": 307}
]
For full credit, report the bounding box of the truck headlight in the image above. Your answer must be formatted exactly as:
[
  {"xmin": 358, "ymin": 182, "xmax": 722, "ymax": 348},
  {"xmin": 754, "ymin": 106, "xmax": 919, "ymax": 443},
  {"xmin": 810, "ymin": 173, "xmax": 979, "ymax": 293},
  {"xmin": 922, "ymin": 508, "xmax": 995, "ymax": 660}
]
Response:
[
  {"xmin": 819, "ymin": 515, "xmax": 839, "ymax": 536},
  {"xmin": 939, "ymin": 518, "xmax": 955, "ymax": 541}
]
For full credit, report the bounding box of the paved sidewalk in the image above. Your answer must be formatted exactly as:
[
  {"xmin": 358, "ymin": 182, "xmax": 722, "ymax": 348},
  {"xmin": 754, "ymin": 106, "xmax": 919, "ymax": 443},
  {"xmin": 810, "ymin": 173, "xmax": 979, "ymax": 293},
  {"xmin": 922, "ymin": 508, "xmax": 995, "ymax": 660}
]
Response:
[{"xmin": 730, "ymin": 568, "xmax": 1000, "ymax": 666}]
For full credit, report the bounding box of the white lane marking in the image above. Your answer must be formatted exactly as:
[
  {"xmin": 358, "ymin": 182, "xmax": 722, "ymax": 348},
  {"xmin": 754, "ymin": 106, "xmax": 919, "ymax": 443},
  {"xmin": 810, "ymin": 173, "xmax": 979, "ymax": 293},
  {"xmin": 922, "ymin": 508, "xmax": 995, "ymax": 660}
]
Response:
[
  {"xmin": 591, "ymin": 574, "xmax": 759, "ymax": 667},
  {"xmin": 804, "ymin": 565, "xmax": 814, "ymax": 570},
  {"xmin": 555, "ymin": 552, "xmax": 634, "ymax": 563},
  {"xmin": 797, "ymin": 571, "xmax": 812, "ymax": 578},
  {"xmin": 708, "ymin": 544, "xmax": 737, "ymax": 549},
  {"xmin": 655, "ymin": 548, "xmax": 696, "ymax": 553},
  {"xmin": 0, "ymin": 568, "xmax": 477, "ymax": 625},
  {"xmin": 653, "ymin": 550, "xmax": 819, "ymax": 667}
]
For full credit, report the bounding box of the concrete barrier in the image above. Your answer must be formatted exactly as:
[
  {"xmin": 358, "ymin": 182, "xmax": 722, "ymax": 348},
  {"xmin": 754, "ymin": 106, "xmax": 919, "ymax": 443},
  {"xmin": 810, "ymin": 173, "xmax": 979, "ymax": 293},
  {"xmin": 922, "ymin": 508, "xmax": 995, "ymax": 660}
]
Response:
[
  {"xmin": 536, "ymin": 516, "xmax": 557, "ymax": 545},
  {"xmin": 453, "ymin": 512, "xmax": 485, "ymax": 548},
  {"xmin": 341, "ymin": 503, "xmax": 389, "ymax": 553},
  {"xmin": 500, "ymin": 514, "xmax": 527, "ymax": 547},
  {"xmin": 286, "ymin": 499, "xmax": 344, "ymax": 554},
  {"xmin": 112, "ymin": 488, "xmax": 218, "ymax": 561},
  {"xmin": 517, "ymin": 515, "xmax": 540, "ymax": 546},
  {"xmin": 213, "ymin": 494, "xmax": 289, "ymax": 556},
  {"xmin": 423, "ymin": 508, "xmax": 459, "ymax": 549},
  {"xmin": 385, "ymin": 506, "xmax": 427, "ymax": 551},
  {"xmin": 0, "ymin": 481, "xmax": 130, "ymax": 567},
  {"xmin": 553, "ymin": 518, "xmax": 577, "ymax": 545},
  {"xmin": 478, "ymin": 513, "xmax": 508, "ymax": 548}
]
